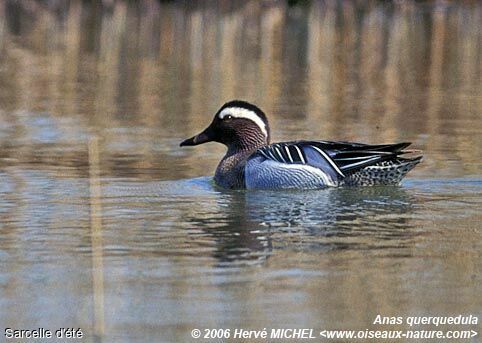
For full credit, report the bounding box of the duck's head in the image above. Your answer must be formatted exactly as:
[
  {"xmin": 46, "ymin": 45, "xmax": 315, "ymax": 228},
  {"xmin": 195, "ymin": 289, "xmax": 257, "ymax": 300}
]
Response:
[{"xmin": 180, "ymin": 100, "xmax": 270, "ymax": 152}]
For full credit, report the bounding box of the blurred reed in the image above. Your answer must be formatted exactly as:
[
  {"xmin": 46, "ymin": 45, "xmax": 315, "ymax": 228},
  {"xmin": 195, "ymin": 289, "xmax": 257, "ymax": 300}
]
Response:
[{"xmin": 0, "ymin": 0, "xmax": 480, "ymax": 178}]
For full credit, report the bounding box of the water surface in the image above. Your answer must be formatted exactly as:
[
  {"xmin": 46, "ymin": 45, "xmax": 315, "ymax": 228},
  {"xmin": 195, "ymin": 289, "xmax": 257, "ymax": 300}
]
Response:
[{"xmin": 0, "ymin": 1, "xmax": 481, "ymax": 342}]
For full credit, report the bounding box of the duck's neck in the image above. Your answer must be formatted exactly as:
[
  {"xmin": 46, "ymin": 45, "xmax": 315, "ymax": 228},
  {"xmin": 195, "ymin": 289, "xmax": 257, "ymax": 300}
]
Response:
[{"xmin": 215, "ymin": 141, "xmax": 267, "ymax": 189}]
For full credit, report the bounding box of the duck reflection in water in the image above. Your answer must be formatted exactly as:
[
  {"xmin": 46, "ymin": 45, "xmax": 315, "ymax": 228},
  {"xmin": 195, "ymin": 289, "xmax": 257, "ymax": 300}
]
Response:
[{"xmin": 186, "ymin": 183, "xmax": 417, "ymax": 266}]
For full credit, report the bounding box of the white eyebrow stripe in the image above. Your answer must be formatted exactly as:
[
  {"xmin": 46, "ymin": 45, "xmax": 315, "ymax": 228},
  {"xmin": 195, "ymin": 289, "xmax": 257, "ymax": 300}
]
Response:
[{"xmin": 218, "ymin": 107, "xmax": 268, "ymax": 138}]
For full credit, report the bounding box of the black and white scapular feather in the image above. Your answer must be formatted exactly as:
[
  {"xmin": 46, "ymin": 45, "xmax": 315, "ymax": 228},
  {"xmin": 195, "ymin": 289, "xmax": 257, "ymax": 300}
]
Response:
[{"xmin": 180, "ymin": 100, "xmax": 422, "ymax": 190}]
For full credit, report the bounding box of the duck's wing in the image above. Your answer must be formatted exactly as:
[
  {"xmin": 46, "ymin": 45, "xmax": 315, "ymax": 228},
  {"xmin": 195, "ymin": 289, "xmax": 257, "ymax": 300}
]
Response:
[{"xmin": 256, "ymin": 140, "xmax": 414, "ymax": 178}]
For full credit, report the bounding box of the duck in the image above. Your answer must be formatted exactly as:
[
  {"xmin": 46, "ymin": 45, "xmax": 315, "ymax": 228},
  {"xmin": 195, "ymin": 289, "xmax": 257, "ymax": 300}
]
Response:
[{"xmin": 180, "ymin": 100, "xmax": 422, "ymax": 190}]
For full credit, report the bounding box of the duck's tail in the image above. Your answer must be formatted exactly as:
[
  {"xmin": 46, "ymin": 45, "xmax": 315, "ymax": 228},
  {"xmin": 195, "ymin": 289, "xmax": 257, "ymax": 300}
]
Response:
[{"xmin": 342, "ymin": 153, "xmax": 422, "ymax": 186}]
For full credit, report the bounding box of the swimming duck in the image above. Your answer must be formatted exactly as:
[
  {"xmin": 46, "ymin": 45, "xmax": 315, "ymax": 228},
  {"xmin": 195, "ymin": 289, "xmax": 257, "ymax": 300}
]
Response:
[{"xmin": 180, "ymin": 100, "xmax": 422, "ymax": 190}]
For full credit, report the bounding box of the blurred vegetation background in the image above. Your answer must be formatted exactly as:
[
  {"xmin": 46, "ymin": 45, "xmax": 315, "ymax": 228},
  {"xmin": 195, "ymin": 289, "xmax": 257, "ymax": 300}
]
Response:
[{"xmin": 0, "ymin": 0, "xmax": 480, "ymax": 179}]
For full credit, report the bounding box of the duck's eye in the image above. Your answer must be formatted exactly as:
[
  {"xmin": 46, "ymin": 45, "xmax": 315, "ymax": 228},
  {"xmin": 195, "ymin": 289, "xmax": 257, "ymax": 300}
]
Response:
[{"xmin": 224, "ymin": 115, "xmax": 233, "ymax": 120}]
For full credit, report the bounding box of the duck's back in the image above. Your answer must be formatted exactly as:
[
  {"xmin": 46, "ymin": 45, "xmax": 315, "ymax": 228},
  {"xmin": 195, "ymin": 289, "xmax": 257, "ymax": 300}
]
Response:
[{"xmin": 245, "ymin": 141, "xmax": 422, "ymax": 190}]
